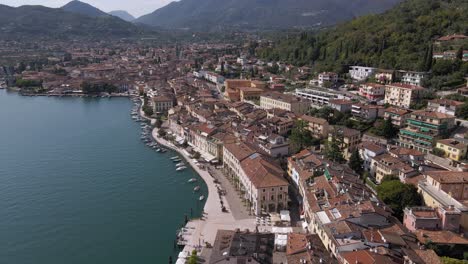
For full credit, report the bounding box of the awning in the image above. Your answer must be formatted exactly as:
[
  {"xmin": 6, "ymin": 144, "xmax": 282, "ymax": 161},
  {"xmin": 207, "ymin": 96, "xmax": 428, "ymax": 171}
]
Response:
[{"xmin": 201, "ymin": 152, "xmax": 217, "ymax": 162}]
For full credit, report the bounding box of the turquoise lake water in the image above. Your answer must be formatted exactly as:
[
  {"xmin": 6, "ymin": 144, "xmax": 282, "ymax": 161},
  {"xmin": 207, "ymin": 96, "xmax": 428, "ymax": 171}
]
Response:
[{"xmin": 0, "ymin": 89, "xmax": 206, "ymax": 264}]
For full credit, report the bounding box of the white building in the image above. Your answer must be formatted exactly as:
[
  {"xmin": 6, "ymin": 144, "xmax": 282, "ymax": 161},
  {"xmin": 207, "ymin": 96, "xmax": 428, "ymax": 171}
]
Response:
[
  {"xmin": 349, "ymin": 66, "xmax": 376, "ymax": 81},
  {"xmin": 401, "ymin": 71, "xmax": 426, "ymax": 87},
  {"xmin": 295, "ymin": 88, "xmax": 345, "ymax": 108},
  {"xmin": 318, "ymin": 72, "xmax": 338, "ymax": 86}
]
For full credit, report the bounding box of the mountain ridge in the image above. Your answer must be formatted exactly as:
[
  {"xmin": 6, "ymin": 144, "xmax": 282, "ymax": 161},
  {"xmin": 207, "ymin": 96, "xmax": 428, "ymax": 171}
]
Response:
[
  {"xmin": 0, "ymin": 4, "xmax": 144, "ymax": 39},
  {"xmin": 61, "ymin": 0, "xmax": 108, "ymax": 18},
  {"xmin": 109, "ymin": 10, "xmax": 135, "ymax": 22},
  {"xmin": 135, "ymin": 0, "xmax": 403, "ymax": 30}
]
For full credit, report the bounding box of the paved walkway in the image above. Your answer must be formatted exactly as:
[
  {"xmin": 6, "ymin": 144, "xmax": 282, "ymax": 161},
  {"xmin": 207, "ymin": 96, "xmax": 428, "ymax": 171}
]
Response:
[{"xmin": 151, "ymin": 128, "xmax": 258, "ymax": 257}]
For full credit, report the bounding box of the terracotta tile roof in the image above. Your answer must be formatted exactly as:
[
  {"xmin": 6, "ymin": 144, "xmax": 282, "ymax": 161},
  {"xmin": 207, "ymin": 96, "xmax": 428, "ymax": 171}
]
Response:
[
  {"xmin": 359, "ymin": 141, "xmax": 386, "ymax": 153},
  {"xmin": 240, "ymin": 154, "xmax": 288, "ymax": 188},
  {"xmin": 342, "ymin": 250, "xmax": 399, "ymax": 264},
  {"xmin": 262, "ymin": 92, "xmax": 303, "ymax": 103},
  {"xmin": 329, "ymin": 99, "xmax": 353, "ymax": 105},
  {"xmin": 286, "ymin": 233, "xmax": 308, "ymax": 255},
  {"xmin": 411, "ymin": 110, "xmax": 454, "ymax": 120},
  {"xmin": 413, "ymin": 249, "xmax": 443, "ymax": 264},
  {"xmin": 437, "ymin": 139, "xmax": 468, "ymax": 150},
  {"xmin": 424, "ymin": 171, "xmax": 468, "ymax": 184},
  {"xmin": 300, "ymin": 115, "xmax": 328, "ymax": 125},
  {"xmin": 388, "ymin": 146, "xmax": 424, "ymax": 157},
  {"xmin": 386, "ymin": 83, "xmax": 425, "ymax": 90},
  {"xmin": 385, "ymin": 107, "xmax": 411, "ymax": 116},
  {"xmin": 429, "ymin": 99, "xmax": 464, "ymax": 107},
  {"xmin": 415, "ymin": 230, "xmax": 468, "ymax": 245},
  {"xmin": 224, "ymin": 142, "xmax": 256, "ymax": 161}
]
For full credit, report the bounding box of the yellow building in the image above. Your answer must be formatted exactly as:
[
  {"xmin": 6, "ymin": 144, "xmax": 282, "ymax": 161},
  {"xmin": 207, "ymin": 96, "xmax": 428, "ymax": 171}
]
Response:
[
  {"xmin": 224, "ymin": 79, "xmax": 266, "ymax": 102},
  {"xmin": 436, "ymin": 139, "xmax": 468, "ymax": 161}
]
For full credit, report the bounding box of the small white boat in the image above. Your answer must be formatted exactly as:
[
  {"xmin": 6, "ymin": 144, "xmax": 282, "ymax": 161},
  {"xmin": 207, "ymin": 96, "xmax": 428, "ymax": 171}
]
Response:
[
  {"xmin": 176, "ymin": 162, "xmax": 185, "ymax": 167},
  {"xmin": 176, "ymin": 166, "xmax": 186, "ymax": 171},
  {"xmin": 193, "ymin": 186, "xmax": 200, "ymax": 192},
  {"xmin": 170, "ymin": 156, "xmax": 179, "ymax": 160},
  {"xmin": 156, "ymin": 148, "xmax": 161, "ymax": 152},
  {"xmin": 188, "ymin": 178, "xmax": 197, "ymax": 183},
  {"xmin": 199, "ymin": 195, "xmax": 205, "ymax": 201}
]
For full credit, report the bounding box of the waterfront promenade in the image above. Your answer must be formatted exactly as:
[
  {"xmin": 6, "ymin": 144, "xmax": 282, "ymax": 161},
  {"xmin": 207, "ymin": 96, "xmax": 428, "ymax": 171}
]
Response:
[{"xmin": 151, "ymin": 128, "xmax": 259, "ymax": 257}]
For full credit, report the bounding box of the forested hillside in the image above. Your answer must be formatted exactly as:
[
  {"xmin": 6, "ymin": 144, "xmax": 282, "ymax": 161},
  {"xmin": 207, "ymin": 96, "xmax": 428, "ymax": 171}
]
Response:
[{"xmin": 258, "ymin": 0, "xmax": 468, "ymax": 88}]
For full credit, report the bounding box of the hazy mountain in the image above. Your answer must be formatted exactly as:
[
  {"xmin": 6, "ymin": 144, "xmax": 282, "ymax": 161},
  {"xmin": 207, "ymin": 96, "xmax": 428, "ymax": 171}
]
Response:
[
  {"xmin": 61, "ymin": 0, "xmax": 108, "ymax": 18},
  {"xmin": 109, "ymin": 10, "xmax": 135, "ymax": 22},
  {"xmin": 135, "ymin": 0, "xmax": 403, "ymax": 30},
  {"xmin": 0, "ymin": 4, "xmax": 143, "ymax": 39}
]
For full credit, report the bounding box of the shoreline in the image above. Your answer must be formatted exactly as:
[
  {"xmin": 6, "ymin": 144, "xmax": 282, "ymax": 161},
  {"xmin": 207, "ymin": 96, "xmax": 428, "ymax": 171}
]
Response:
[{"xmin": 139, "ymin": 98, "xmax": 257, "ymax": 261}]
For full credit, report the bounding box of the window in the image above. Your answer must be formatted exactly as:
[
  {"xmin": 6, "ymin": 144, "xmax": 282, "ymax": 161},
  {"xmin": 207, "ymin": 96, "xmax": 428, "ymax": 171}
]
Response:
[{"xmin": 271, "ymin": 195, "xmax": 274, "ymax": 200}]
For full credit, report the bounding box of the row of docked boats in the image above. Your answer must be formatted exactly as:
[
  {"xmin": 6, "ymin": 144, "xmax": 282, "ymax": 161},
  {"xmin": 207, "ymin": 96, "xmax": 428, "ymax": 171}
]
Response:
[{"xmin": 170, "ymin": 156, "xmax": 204, "ymax": 200}]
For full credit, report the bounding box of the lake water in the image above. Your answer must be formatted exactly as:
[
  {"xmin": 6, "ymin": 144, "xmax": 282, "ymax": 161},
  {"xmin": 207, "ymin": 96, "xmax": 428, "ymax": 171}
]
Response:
[{"xmin": 0, "ymin": 89, "xmax": 206, "ymax": 264}]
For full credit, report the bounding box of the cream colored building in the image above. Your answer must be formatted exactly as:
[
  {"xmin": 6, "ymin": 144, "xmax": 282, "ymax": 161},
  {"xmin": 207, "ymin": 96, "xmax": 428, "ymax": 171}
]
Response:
[
  {"xmin": 328, "ymin": 126, "xmax": 361, "ymax": 160},
  {"xmin": 299, "ymin": 115, "xmax": 329, "ymax": 138},
  {"xmin": 436, "ymin": 139, "xmax": 468, "ymax": 161},
  {"xmin": 384, "ymin": 83, "xmax": 425, "ymax": 109},
  {"xmin": 223, "ymin": 142, "xmax": 288, "ymax": 215},
  {"xmin": 260, "ymin": 92, "xmax": 310, "ymax": 114}
]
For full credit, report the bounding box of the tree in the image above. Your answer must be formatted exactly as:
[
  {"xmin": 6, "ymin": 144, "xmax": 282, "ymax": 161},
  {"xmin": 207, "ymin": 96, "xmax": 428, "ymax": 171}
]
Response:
[
  {"xmin": 187, "ymin": 250, "xmax": 197, "ymax": 264},
  {"xmin": 348, "ymin": 149, "xmax": 363, "ymax": 175},
  {"xmin": 289, "ymin": 120, "xmax": 313, "ymax": 153},
  {"xmin": 376, "ymin": 180, "xmax": 422, "ymax": 220},
  {"xmin": 456, "ymin": 103, "xmax": 468, "ymax": 119},
  {"xmin": 381, "ymin": 117, "xmax": 399, "ymax": 139},
  {"xmin": 325, "ymin": 136, "xmax": 345, "ymax": 163}
]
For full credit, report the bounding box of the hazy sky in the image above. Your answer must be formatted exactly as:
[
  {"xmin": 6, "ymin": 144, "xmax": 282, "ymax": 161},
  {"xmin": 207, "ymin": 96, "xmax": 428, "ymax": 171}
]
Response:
[{"xmin": 1, "ymin": 0, "xmax": 174, "ymax": 17}]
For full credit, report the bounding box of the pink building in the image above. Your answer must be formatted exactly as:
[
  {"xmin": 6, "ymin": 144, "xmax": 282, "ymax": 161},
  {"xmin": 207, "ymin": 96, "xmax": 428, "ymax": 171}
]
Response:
[
  {"xmin": 403, "ymin": 206, "xmax": 461, "ymax": 233},
  {"xmin": 359, "ymin": 83, "xmax": 385, "ymax": 101}
]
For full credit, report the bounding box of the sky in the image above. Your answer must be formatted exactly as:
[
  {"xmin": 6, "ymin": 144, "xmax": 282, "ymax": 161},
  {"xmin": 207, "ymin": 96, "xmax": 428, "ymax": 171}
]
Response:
[{"xmin": 0, "ymin": 0, "xmax": 174, "ymax": 17}]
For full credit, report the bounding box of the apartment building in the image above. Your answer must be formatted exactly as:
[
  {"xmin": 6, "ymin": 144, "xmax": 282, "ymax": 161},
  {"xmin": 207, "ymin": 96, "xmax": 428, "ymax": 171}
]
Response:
[
  {"xmin": 359, "ymin": 83, "xmax": 385, "ymax": 101},
  {"xmin": 404, "ymin": 206, "xmax": 462, "ymax": 233},
  {"xmin": 329, "ymin": 99, "xmax": 353, "ymax": 112},
  {"xmin": 223, "ymin": 142, "xmax": 288, "ymax": 215},
  {"xmin": 417, "ymin": 171, "xmax": 468, "ymax": 233},
  {"xmin": 398, "ymin": 110, "xmax": 455, "ymax": 153},
  {"xmin": 401, "ymin": 71, "xmax": 426, "ymax": 86},
  {"xmin": 384, "ymin": 83, "xmax": 425, "ymax": 109},
  {"xmin": 358, "ymin": 141, "xmax": 387, "ymax": 175},
  {"xmin": 349, "ymin": 66, "xmax": 376, "ymax": 81},
  {"xmin": 384, "ymin": 107, "xmax": 411, "ymax": 127},
  {"xmin": 328, "ymin": 126, "xmax": 361, "ymax": 160},
  {"xmin": 436, "ymin": 139, "xmax": 468, "ymax": 161},
  {"xmin": 318, "ymin": 72, "xmax": 338, "ymax": 86},
  {"xmin": 299, "ymin": 115, "xmax": 329, "ymax": 138},
  {"xmin": 351, "ymin": 103, "xmax": 385, "ymax": 121},
  {"xmin": 427, "ymin": 99, "xmax": 464, "ymax": 116},
  {"xmin": 287, "ymin": 149, "xmax": 325, "ymax": 188},
  {"xmin": 153, "ymin": 95, "xmax": 174, "ymax": 113},
  {"xmin": 373, "ymin": 153, "xmax": 419, "ymax": 183},
  {"xmin": 260, "ymin": 92, "xmax": 310, "ymax": 114},
  {"xmin": 295, "ymin": 88, "xmax": 345, "ymax": 108}
]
